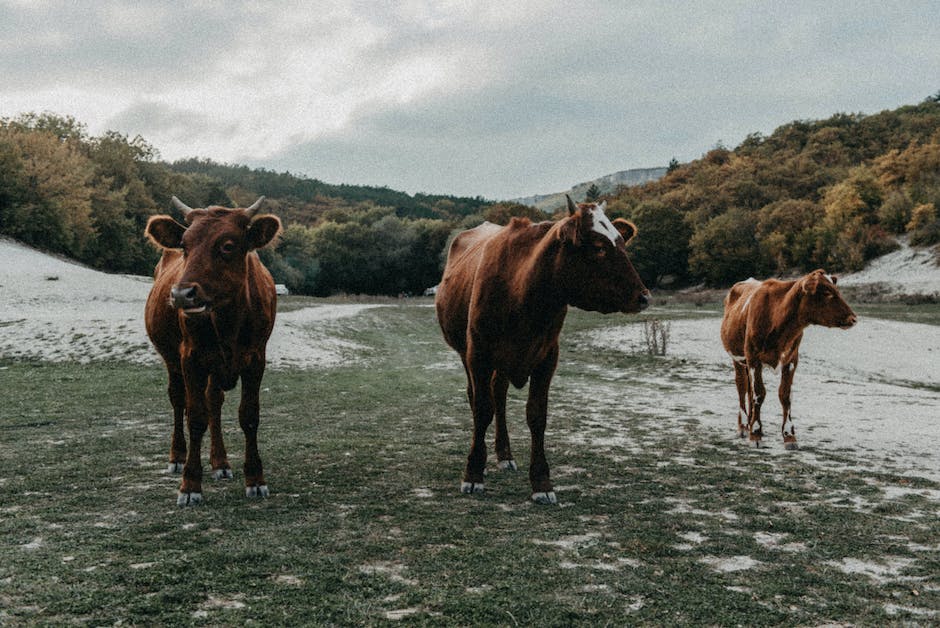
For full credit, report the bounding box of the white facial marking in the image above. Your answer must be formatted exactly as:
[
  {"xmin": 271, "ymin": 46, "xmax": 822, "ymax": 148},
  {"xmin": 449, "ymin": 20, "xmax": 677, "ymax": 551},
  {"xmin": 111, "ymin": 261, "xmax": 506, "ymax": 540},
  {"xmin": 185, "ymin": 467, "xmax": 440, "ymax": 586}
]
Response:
[{"xmin": 589, "ymin": 205, "xmax": 621, "ymax": 245}]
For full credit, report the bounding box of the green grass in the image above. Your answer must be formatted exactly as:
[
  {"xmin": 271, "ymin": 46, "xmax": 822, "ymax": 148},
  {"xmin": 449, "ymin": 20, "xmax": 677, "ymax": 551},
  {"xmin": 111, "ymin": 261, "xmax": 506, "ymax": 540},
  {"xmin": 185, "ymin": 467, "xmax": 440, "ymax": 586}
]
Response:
[{"xmin": 1, "ymin": 304, "xmax": 938, "ymax": 625}]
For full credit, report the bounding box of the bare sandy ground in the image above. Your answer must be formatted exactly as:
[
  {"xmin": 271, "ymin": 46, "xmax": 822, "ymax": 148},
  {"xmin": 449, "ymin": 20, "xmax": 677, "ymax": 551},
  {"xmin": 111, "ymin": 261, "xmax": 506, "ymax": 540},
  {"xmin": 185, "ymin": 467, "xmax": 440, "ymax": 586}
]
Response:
[
  {"xmin": 581, "ymin": 316, "xmax": 940, "ymax": 483},
  {"xmin": 0, "ymin": 238, "xmax": 380, "ymax": 367}
]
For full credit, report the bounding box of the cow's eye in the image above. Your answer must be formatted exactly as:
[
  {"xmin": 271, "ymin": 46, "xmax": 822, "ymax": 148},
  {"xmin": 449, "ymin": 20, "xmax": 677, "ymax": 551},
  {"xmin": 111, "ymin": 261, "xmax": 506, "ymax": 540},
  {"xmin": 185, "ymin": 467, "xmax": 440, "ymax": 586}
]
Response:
[
  {"xmin": 593, "ymin": 244, "xmax": 607, "ymax": 258},
  {"xmin": 220, "ymin": 240, "xmax": 236, "ymax": 255}
]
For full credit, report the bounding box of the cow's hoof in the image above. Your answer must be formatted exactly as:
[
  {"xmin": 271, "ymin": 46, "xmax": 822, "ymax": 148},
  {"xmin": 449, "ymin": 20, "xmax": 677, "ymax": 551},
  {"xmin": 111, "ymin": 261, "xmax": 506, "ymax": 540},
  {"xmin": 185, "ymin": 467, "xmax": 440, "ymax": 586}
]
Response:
[
  {"xmin": 167, "ymin": 462, "xmax": 184, "ymax": 474},
  {"xmin": 497, "ymin": 460, "xmax": 518, "ymax": 472},
  {"xmin": 531, "ymin": 491, "xmax": 558, "ymax": 505},
  {"xmin": 212, "ymin": 468, "xmax": 234, "ymax": 480},
  {"xmin": 784, "ymin": 441, "xmax": 799, "ymax": 451},
  {"xmin": 737, "ymin": 430, "xmax": 748, "ymax": 439},
  {"xmin": 177, "ymin": 491, "xmax": 202, "ymax": 507},
  {"xmin": 245, "ymin": 484, "xmax": 269, "ymax": 498},
  {"xmin": 460, "ymin": 481, "xmax": 485, "ymax": 494}
]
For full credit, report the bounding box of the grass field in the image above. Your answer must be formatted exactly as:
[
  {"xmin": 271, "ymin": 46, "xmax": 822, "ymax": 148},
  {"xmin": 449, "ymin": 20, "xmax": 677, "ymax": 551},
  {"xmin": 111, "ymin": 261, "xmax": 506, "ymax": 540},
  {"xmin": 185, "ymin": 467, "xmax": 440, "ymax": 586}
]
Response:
[{"xmin": 2, "ymin": 302, "xmax": 939, "ymax": 625}]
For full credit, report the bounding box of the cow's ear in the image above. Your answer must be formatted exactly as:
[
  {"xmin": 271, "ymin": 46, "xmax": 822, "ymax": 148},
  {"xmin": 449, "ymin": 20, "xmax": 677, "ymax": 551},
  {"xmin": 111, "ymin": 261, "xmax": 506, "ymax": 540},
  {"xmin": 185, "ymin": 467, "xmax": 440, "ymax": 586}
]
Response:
[
  {"xmin": 803, "ymin": 269, "xmax": 825, "ymax": 295},
  {"xmin": 830, "ymin": 275, "xmax": 838, "ymax": 285},
  {"xmin": 613, "ymin": 218, "xmax": 638, "ymax": 246},
  {"xmin": 145, "ymin": 215, "xmax": 186, "ymax": 249},
  {"xmin": 248, "ymin": 215, "xmax": 282, "ymax": 250},
  {"xmin": 557, "ymin": 215, "xmax": 581, "ymax": 247}
]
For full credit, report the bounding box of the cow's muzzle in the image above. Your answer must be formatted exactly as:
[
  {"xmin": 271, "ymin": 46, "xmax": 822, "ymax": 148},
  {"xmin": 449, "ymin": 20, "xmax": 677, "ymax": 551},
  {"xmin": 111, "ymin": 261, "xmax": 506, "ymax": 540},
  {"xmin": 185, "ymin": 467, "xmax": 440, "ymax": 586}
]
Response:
[
  {"xmin": 840, "ymin": 314, "xmax": 858, "ymax": 329},
  {"xmin": 170, "ymin": 283, "xmax": 209, "ymax": 314}
]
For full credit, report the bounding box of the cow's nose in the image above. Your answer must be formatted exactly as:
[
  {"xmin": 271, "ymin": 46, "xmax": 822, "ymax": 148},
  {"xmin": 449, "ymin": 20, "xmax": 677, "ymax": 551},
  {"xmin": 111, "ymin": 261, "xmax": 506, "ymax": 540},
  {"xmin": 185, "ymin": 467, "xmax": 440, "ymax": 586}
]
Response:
[
  {"xmin": 638, "ymin": 291, "xmax": 651, "ymax": 310},
  {"xmin": 170, "ymin": 285, "xmax": 199, "ymax": 308},
  {"xmin": 846, "ymin": 314, "xmax": 858, "ymax": 327}
]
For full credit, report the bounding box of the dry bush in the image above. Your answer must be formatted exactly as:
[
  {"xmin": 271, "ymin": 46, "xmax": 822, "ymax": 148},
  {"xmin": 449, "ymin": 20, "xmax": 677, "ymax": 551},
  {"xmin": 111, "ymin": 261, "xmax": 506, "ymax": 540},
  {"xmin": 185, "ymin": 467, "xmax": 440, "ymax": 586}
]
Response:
[{"xmin": 643, "ymin": 318, "xmax": 671, "ymax": 356}]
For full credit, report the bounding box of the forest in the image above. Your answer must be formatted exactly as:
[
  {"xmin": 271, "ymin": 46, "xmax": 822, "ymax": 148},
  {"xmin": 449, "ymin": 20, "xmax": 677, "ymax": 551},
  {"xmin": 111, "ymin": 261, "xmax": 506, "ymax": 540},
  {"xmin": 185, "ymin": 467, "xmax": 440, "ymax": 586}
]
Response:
[{"xmin": 1, "ymin": 95, "xmax": 939, "ymax": 295}]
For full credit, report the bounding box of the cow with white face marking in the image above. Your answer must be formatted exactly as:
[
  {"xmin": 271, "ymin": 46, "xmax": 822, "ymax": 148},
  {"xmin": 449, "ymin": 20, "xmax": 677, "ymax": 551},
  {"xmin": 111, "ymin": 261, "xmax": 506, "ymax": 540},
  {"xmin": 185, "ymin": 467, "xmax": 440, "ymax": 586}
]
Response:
[
  {"xmin": 720, "ymin": 269, "xmax": 857, "ymax": 449},
  {"xmin": 436, "ymin": 195, "xmax": 650, "ymax": 504}
]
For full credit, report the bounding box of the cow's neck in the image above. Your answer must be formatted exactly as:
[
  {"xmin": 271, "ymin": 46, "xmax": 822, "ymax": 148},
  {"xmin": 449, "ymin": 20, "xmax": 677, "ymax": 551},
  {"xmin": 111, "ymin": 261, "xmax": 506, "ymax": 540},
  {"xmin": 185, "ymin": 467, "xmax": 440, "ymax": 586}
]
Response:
[
  {"xmin": 515, "ymin": 236, "xmax": 569, "ymax": 332},
  {"xmin": 768, "ymin": 280, "xmax": 811, "ymax": 343},
  {"xmin": 186, "ymin": 285, "xmax": 250, "ymax": 374}
]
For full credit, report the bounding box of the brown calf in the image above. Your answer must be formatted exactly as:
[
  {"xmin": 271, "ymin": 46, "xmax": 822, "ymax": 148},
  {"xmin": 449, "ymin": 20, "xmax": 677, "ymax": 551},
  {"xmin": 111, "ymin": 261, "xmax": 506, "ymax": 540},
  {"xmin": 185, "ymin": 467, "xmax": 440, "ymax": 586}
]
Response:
[
  {"xmin": 145, "ymin": 196, "xmax": 281, "ymax": 505},
  {"xmin": 720, "ymin": 269, "xmax": 857, "ymax": 449},
  {"xmin": 436, "ymin": 196, "xmax": 650, "ymax": 504}
]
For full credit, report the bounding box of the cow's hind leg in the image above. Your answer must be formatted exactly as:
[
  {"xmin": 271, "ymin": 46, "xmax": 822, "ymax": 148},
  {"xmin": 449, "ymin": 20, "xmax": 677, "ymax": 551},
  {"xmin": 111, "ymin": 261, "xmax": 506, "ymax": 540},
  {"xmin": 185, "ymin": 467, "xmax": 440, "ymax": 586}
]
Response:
[
  {"xmin": 747, "ymin": 362, "xmax": 766, "ymax": 447},
  {"xmin": 167, "ymin": 366, "xmax": 187, "ymax": 474},
  {"xmin": 492, "ymin": 372, "xmax": 516, "ymax": 471},
  {"xmin": 527, "ymin": 346, "xmax": 559, "ymax": 505},
  {"xmin": 239, "ymin": 357, "xmax": 269, "ymax": 498},
  {"xmin": 461, "ymin": 354, "xmax": 494, "ymax": 494},
  {"xmin": 779, "ymin": 361, "xmax": 798, "ymax": 450},
  {"xmin": 207, "ymin": 378, "xmax": 233, "ymax": 480},
  {"xmin": 732, "ymin": 361, "xmax": 748, "ymax": 439}
]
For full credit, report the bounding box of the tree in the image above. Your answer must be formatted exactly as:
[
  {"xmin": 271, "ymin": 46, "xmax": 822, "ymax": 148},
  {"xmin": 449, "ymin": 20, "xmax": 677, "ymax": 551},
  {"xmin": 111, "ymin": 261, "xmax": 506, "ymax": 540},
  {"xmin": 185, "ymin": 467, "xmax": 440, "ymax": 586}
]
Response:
[
  {"xmin": 584, "ymin": 183, "xmax": 601, "ymax": 203},
  {"xmin": 756, "ymin": 199, "xmax": 823, "ymax": 273},
  {"xmin": 688, "ymin": 208, "xmax": 761, "ymax": 285},
  {"xmin": 0, "ymin": 125, "xmax": 96, "ymax": 257},
  {"xmin": 626, "ymin": 201, "xmax": 690, "ymax": 286},
  {"xmin": 482, "ymin": 202, "xmax": 544, "ymax": 225},
  {"xmin": 907, "ymin": 203, "xmax": 940, "ymax": 245}
]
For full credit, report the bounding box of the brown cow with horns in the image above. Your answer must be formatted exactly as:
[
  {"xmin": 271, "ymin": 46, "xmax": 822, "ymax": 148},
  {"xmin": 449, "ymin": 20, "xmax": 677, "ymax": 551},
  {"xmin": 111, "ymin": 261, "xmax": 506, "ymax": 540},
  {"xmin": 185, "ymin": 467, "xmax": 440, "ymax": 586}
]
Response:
[
  {"xmin": 145, "ymin": 196, "xmax": 281, "ymax": 505},
  {"xmin": 720, "ymin": 269, "xmax": 857, "ymax": 449},
  {"xmin": 436, "ymin": 196, "xmax": 650, "ymax": 504}
]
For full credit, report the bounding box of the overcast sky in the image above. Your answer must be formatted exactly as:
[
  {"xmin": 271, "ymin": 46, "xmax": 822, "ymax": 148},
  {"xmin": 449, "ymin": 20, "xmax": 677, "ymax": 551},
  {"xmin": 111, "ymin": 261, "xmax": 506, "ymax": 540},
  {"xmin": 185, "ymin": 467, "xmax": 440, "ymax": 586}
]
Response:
[{"xmin": 1, "ymin": 1, "xmax": 937, "ymax": 200}]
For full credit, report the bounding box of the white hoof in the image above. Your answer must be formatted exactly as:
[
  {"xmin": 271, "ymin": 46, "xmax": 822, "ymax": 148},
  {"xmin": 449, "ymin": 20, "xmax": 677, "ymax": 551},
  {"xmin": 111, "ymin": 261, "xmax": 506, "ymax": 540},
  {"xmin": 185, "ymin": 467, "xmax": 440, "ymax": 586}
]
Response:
[
  {"xmin": 497, "ymin": 460, "xmax": 518, "ymax": 471},
  {"xmin": 245, "ymin": 485, "xmax": 269, "ymax": 498},
  {"xmin": 460, "ymin": 481, "xmax": 485, "ymax": 494},
  {"xmin": 212, "ymin": 468, "xmax": 234, "ymax": 480},
  {"xmin": 177, "ymin": 491, "xmax": 202, "ymax": 507},
  {"xmin": 167, "ymin": 462, "xmax": 184, "ymax": 474},
  {"xmin": 531, "ymin": 491, "xmax": 558, "ymax": 505}
]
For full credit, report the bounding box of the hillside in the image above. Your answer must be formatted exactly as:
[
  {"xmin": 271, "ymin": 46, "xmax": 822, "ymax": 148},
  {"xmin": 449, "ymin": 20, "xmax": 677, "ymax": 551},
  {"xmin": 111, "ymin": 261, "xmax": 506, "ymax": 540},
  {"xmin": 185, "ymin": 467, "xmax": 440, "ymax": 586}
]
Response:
[
  {"xmin": 512, "ymin": 166, "xmax": 667, "ymax": 212},
  {"xmin": 3, "ymin": 96, "xmax": 940, "ymax": 296},
  {"xmin": 609, "ymin": 95, "xmax": 940, "ymax": 287}
]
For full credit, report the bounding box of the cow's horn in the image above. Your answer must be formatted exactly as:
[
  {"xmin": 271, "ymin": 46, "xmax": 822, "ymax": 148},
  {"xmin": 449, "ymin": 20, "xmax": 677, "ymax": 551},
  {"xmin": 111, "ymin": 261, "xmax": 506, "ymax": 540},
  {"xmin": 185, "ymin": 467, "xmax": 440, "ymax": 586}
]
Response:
[
  {"xmin": 245, "ymin": 196, "xmax": 266, "ymax": 217},
  {"xmin": 171, "ymin": 196, "xmax": 194, "ymax": 216},
  {"xmin": 565, "ymin": 194, "xmax": 578, "ymax": 216}
]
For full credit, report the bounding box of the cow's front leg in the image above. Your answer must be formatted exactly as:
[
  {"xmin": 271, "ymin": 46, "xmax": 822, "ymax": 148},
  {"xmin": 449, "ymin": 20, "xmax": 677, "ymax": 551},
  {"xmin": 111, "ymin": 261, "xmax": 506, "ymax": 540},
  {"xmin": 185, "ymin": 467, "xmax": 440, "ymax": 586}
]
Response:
[
  {"xmin": 462, "ymin": 355, "xmax": 494, "ymax": 494},
  {"xmin": 527, "ymin": 346, "xmax": 558, "ymax": 504},
  {"xmin": 239, "ymin": 357, "xmax": 269, "ymax": 498},
  {"xmin": 779, "ymin": 361, "xmax": 798, "ymax": 450},
  {"xmin": 492, "ymin": 372, "xmax": 516, "ymax": 471},
  {"xmin": 167, "ymin": 367, "xmax": 187, "ymax": 473},
  {"xmin": 179, "ymin": 358, "xmax": 208, "ymax": 506},
  {"xmin": 206, "ymin": 378, "xmax": 233, "ymax": 480},
  {"xmin": 747, "ymin": 362, "xmax": 766, "ymax": 447}
]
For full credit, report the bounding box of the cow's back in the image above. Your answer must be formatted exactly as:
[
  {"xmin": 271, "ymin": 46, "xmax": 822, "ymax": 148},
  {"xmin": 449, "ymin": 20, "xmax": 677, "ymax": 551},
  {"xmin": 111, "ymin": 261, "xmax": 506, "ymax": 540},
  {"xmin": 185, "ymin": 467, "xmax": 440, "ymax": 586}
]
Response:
[
  {"xmin": 720, "ymin": 278, "xmax": 761, "ymax": 357},
  {"xmin": 435, "ymin": 222, "xmax": 504, "ymax": 357}
]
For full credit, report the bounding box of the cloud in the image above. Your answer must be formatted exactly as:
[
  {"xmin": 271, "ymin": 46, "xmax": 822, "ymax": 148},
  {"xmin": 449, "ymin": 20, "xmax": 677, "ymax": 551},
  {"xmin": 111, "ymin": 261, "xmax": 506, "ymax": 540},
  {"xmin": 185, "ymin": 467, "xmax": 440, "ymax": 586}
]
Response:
[{"xmin": 1, "ymin": 1, "xmax": 938, "ymax": 198}]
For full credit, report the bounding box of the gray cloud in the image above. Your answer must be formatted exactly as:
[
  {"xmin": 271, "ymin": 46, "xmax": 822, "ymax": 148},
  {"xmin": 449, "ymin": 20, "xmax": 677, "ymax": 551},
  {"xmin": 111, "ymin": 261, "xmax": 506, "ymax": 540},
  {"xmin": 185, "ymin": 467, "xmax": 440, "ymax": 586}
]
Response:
[{"xmin": 1, "ymin": 1, "xmax": 937, "ymax": 199}]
